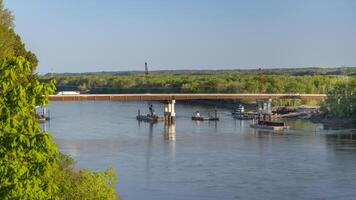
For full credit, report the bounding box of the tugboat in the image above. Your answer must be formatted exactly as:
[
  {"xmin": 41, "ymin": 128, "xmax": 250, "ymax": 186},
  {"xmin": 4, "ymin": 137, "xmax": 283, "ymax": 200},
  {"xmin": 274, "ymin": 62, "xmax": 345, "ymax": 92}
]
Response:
[
  {"xmin": 232, "ymin": 104, "xmax": 254, "ymax": 120},
  {"xmin": 136, "ymin": 105, "xmax": 164, "ymax": 123},
  {"xmin": 191, "ymin": 110, "xmax": 219, "ymax": 121},
  {"xmin": 232, "ymin": 104, "xmax": 243, "ymax": 115},
  {"xmin": 250, "ymin": 99, "xmax": 289, "ymax": 130}
]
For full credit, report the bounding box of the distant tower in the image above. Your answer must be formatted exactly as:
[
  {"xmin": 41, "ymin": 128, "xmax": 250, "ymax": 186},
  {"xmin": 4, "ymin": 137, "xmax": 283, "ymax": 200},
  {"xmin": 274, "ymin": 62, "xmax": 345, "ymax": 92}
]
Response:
[
  {"xmin": 258, "ymin": 68, "xmax": 265, "ymax": 94},
  {"xmin": 145, "ymin": 62, "xmax": 148, "ymax": 75}
]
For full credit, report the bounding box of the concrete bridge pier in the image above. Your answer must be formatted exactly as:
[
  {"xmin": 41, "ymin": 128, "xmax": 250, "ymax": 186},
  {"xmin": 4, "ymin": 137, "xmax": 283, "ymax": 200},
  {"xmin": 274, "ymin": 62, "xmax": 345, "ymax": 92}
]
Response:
[{"xmin": 164, "ymin": 100, "xmax": 176, "ymax": 124}]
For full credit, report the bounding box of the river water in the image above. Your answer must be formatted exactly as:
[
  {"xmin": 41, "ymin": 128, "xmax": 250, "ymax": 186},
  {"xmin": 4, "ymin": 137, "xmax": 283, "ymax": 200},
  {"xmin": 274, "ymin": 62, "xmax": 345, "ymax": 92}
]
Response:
[{"xmin": 43, "ymin": 101, "xmax": 356, "ymax": 200}]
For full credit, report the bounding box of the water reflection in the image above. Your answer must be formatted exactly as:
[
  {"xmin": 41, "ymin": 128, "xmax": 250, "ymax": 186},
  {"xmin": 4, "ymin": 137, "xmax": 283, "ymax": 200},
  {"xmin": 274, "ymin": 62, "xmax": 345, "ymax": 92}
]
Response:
[
  {"xmin": 164, "ymin": 123, "xmax": 176, "ymax": 168},
  {"xmin": 145, "ymin": 123, "xmax": 154, "ymax": 184},
  {"xmin": 46, "ymin": 102, "xmax": 356, "ymax": 200},
  {"xmin": 40, "ymin": 120, "xmax": 50, "ymax": 132},
  {"xmin": 252, "ymin": 130, "xmax": 280, "ymax": 143},
  {"xmin": 324, "ymin": 131, "xmax": 356, "ymax": 152},
  {"xmin": 234, "ymin": 119, "xmax": 246, "ymax": 130},
  {"xmin": 252, "ymin": 128, "xmax": 287, "ymax": 138},
  {"xmin": 164, "ymin": 123, "xmax": 176, "ymax": 141}
]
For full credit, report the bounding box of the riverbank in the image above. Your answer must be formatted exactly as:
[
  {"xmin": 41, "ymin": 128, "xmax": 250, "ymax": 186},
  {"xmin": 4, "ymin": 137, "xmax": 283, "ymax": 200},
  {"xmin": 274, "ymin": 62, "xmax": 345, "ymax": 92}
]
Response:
[
  {"xmin": 310, "ymin": 114, "xmax": 356, "ymax": 130},
  {"xmin": 254, "ymin": 105, "xmax": 355, "ymax": 130}
]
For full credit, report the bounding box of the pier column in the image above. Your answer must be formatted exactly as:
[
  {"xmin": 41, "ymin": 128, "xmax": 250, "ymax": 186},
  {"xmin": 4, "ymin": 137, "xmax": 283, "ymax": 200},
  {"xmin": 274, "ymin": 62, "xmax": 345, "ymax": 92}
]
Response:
[{"xmin": 164, "ymin": 100, "xmax": 176, "ymax": 124}]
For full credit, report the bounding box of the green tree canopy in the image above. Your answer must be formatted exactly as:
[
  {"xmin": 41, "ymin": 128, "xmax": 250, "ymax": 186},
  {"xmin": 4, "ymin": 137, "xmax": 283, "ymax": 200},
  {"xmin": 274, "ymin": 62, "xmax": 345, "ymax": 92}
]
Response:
[
  {"xmin": 0, "ymin": 0, "xmax": 13, "ymax": 29},
  {"xmin": 0, "ymin": 0, "xmax": 38, "ymax": 71},
  {"xmin": 323, "ymin": 78, "xmax": 356, "ymax": 120},
  {"xmin": 0, "ymin": 57, "xmax": 58, "ymax": 199},
  {"xmin": 0, "ymin": 57, "xmax": 119, "ymax": 199}
]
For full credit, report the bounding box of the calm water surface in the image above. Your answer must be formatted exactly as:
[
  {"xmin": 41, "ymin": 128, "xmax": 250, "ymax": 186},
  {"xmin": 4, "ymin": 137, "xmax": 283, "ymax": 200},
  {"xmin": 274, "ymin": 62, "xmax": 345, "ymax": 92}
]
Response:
[{"xmin": 44, "ymin": 101, "xmax": 356, "ymax": 200}]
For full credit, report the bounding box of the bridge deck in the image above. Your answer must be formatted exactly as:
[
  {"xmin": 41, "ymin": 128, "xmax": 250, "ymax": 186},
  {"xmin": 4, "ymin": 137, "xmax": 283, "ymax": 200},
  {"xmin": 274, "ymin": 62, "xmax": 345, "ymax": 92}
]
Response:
[{"xmin": 49, "ymin": 94, "xmax": 327, "ymax": 101}]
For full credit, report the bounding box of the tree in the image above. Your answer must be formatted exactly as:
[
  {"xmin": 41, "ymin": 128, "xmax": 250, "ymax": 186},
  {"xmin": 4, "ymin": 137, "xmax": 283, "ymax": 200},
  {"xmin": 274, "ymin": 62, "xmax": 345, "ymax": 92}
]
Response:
[
  {"xmin": 0, "ymin": 0, "xmax": 38, "ymax": 71},
  {"xmin": 0, "ymin": 57, "xmax": 58, "ymax": 199},
  {"xmin": 53, "ymin": 154, "xmax": 119, "ymax": 200},
  {"xmin": 0, "ymin": 2, "xmax": 119, "ymax": 198},
  {"xmin": 323, "ymin": 79, "xmax": 356, "ymax": 120},
  {"xmin": 0, "ymin": 0, "xmax": 13, "ymax": 29},
  {"xmin": 0, "ymin": 57, "xmax": 120, "ymax": 199}
]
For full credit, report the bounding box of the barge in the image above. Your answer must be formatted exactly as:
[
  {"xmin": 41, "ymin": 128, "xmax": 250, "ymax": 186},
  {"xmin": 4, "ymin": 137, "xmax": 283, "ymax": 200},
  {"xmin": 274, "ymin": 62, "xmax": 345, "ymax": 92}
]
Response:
[
  {"xmin": 250, "ymin": 120, "xmax": 289, "ymax": 131},
  {"xmin": 136, "ymin": 114, "xmax": 164, "ymax": 123},
  {"xmin": 136, "ymin": 105, "xmax": 164, "ymax": 123},
  {"xmin": 192, "ymin": 111, "xmax": 219, "ymax": 121}
]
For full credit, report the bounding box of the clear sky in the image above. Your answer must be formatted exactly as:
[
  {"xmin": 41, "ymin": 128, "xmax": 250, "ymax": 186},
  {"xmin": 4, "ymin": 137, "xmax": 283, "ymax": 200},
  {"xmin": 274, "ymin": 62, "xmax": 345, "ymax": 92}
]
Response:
[{"xmin": 5, "ymin": 0, "xmax": 356, "ymax": 74}]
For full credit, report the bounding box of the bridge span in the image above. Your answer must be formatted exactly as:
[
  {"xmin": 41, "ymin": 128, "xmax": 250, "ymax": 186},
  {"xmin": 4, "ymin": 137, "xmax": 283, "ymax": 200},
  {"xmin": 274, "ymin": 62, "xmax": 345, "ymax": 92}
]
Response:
[
  {"xmin": 49, "ymin": 93, "xmax": 327, "ymax": 101},
  {"xmin": 48, "ymin": 93, "xmax": 326, "ymax": 125}
]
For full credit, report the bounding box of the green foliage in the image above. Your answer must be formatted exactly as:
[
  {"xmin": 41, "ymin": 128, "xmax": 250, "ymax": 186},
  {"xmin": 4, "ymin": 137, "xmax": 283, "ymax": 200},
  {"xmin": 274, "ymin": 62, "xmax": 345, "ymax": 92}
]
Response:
[
  {"xmin": 0, "ymin": 57, "xmax": 58, "ymax": 199},
  {"xmin": 44, "ymin": 73, "xmax": 355, "ymax": 96},
  {"xmin": 0, "ymin": 0, "xmax": 38, "ymax": 71},
  {"xmin": 322, "ymin": 78, "xmax": 356, "ymax": 120},
  {"xmin": 0, "ymin": 0, "xmax": 13, "ymax": 29},
  {"xmin": 1, "ymin": 2, "xmax": 119, "ymax": 198},
  {"xmin": 53, "ymin": 154, "xmax": 119, "ymax": 200},
  {"xmin": 0, "ymin": 57, "xmax": 120, "ymax": 199}
]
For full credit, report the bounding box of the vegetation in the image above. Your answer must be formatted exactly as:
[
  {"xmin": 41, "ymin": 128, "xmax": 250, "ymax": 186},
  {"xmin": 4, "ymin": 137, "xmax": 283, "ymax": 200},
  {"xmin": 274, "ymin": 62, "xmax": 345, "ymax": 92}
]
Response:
[
  {"xmin": 44, "ymin": 66, "xmax": 356, "ymax": 77},
  {"xmin": 43, "ymin": 72, "xmax": 355, "ymax": 95},
  {"xmin": 0, "ymin": 57, "xmax": 58, "ymax": 199},
  {"xmin": 0, "ymin": 57, "xmax": 119, "ymax": 199},
  {"xmin": 0, "ymin": 2, "xmax": 119, "ymax": 199},
  {"xmin": 0, "ymin": 0, "xmax": 38, "ymax": 71},
  {"xmin": 322, "ymin": 78, "xmax": 356, "ymax": 121},
  {"xmin": 53, "ymin": 154, "xmax": 118, "ymax": 200}
]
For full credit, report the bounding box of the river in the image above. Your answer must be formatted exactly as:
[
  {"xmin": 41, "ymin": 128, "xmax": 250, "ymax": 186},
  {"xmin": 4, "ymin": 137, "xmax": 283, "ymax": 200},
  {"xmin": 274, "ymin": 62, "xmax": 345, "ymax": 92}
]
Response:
[{"xmin": 43, "ymin": 101, "xmax": 356, "ymax": 200}]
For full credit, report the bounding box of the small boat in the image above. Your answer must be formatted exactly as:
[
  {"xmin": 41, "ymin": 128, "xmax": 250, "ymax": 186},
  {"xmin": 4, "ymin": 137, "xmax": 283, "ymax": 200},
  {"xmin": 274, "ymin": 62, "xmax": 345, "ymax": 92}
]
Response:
[
  {"xmin": 232, "ymin": 104, "xmax": 254, "ymax": 120},
  {"xmin": 136, "ymin": 105, "xmax": 164, "ymax": 123},
  {"xmin": 136, "ymin": 114, "xmax": 164, "ymax": 123},
  {"xmin": 250, "ymin": 120, "xmax": 289, "ymax": 131},
  {"xmin": 191, "ymin": 111, "xmax": 219, "ymax": 121}
]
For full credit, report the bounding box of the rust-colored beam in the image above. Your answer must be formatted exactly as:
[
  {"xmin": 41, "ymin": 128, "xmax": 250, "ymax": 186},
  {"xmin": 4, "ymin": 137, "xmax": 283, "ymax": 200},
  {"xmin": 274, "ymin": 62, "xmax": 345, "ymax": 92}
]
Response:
[{"xmin": 48, "ymin": 94, "xmax": 327, "ymax": 101}]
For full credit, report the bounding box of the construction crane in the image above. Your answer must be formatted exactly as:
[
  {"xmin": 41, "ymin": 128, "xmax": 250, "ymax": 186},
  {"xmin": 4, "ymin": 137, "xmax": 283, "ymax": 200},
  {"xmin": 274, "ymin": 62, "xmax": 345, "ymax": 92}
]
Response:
[{"xmin": 145, "ymin": 62, "xmax": 148, "ymax": 76}]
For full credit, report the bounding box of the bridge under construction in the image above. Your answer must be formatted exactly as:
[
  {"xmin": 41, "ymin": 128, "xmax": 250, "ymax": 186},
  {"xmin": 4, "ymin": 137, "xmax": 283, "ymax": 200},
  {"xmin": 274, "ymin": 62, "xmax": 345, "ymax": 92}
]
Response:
[
  {"xmin": 49, "ymin": 93, "xmax": 326, "ymax": 125},
  {"xmin": 49, "ymin": 93, "xmax": 327, "ymax": 101}
]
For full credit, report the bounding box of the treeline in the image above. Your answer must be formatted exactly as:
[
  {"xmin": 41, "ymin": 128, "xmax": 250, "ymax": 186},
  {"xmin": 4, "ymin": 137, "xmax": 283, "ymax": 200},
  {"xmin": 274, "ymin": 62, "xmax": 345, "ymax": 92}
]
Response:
[
  {"xmin": 44, "ymin": 66, "xmax": 356, "ymax": 77},
  {"xmin": 42, "ymin": 73, "xmax": 355, "ymax": 95}
]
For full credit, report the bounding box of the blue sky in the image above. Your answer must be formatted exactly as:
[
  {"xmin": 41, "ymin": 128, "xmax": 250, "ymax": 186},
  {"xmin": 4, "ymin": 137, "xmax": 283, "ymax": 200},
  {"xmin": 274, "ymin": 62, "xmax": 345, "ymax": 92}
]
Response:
[{"xmin": 5, "ymin": 0, "xmax": 356, "ymax": 74}]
